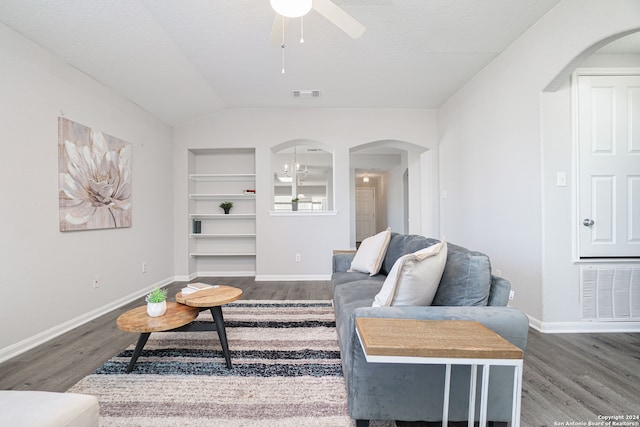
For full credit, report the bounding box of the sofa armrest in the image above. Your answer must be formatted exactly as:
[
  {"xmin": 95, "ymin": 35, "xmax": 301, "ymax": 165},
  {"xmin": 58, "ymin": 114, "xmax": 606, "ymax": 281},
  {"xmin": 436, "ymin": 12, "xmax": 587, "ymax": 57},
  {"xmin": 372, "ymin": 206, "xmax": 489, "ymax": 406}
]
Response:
[
  {"xmin": 0, "ymin": 391, "xmax": 99, "ymax": 427},
  {"xmin": 488, "ymin": 274, "xmax": 512, "ymax": 306},
  {"xmin": 333, "ymin": 250, "xmax": 356, "ymax": 273}
]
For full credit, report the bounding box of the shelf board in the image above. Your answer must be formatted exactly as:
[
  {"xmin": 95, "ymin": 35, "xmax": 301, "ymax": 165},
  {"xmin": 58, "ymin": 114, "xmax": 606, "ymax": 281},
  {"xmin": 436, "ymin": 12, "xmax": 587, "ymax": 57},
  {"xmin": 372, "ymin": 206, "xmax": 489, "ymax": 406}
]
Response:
[
  {"xmin": 190, "ymin": 233, "xmax": 256, "ymax": 238},
  {"xmin": 189, "ymin": 213, "xmax": 256, "ymax": 219},
  {"xmin": 190, "ymin": 252, "xmax": 257, "ymax": 257},
  {"xmin": 189, "ymin": 173, "xmax": 255, "ymax": 181},
  {"xmin": 189, "ymin": 193, "xmax": 255, "ymax": 200}
]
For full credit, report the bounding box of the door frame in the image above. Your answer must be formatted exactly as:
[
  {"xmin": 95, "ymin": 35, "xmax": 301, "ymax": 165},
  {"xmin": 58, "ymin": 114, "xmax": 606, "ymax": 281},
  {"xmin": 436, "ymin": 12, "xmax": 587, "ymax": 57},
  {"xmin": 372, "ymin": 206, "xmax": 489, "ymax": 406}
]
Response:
[{"xmin": 572, "ymin": 67, "xmax": 640, "ymax": 261}]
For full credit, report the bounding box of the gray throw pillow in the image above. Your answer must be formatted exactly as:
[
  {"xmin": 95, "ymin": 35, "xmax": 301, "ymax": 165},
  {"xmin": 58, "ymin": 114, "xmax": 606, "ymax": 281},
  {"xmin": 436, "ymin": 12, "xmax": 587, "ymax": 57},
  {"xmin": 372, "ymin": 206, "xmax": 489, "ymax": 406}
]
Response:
[{"xmin": 431, "ymin": 249, "xmax": 491, "ymax": 306}]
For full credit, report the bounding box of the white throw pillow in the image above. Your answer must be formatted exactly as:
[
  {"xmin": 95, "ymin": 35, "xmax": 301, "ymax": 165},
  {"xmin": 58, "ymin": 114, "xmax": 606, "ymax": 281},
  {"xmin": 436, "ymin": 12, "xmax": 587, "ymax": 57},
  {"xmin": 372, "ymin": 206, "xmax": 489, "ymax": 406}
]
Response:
[
  {"xmin": 372, "ymin": 240, "xmax": 448, "ymax": 307},
  {"xmin": 349, "ymin": 227, "xmax": 392, "ymax": 276}
]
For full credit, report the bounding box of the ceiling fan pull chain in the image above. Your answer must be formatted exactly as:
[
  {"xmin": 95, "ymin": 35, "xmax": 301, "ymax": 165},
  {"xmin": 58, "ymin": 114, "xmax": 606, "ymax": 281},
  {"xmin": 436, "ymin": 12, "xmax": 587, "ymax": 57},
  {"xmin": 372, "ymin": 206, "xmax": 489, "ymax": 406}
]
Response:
[
  {"xmin": 282, "ymin": 46, "xmax": 286, "ymax": 74},
  {"xmin": 281, "ymin": 16, "xmax": 286, "ymax": 74},
  {"xmin": 300, "ymin": 17, "xmax": 305, "ymax": 43}
]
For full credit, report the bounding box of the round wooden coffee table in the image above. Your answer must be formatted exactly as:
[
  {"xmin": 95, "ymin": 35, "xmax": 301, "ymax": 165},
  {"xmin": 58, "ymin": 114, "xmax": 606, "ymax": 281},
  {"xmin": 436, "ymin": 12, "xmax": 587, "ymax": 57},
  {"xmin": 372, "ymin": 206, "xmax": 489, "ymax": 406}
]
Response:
[
  {"xmin": 117, "ymin": 302, "xmax": 199, "ymax": 373},
  {"xmin": 175, "ymin": 285, "xmax": 243, "ymax": 368}
]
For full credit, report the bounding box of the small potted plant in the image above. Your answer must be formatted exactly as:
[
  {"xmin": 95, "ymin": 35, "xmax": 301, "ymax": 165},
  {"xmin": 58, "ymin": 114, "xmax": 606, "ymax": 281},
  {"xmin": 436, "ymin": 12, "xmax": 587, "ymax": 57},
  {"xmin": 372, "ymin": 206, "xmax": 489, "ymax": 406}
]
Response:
[
  {"xmin": 219, "ymin": 201, "xmax": 233, "ymax": 214},
  {"xmin": 291, "ymin": 198, "xmax": 299, "ymax": 211},
  {"xmin": 145, "ymin": 287, "xmax": 168, "ymax": 317}
]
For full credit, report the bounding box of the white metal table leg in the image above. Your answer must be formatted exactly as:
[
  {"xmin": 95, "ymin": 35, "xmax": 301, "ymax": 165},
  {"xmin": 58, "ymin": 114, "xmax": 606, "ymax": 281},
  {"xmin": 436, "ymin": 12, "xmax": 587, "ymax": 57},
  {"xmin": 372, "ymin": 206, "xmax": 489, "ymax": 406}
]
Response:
[
  {"xmin": 512, "ymin": 362, "xmax": 523, "ymax": 427},
  {"xmin": 468, "ymin": 364, "xmax": 477, "ymax": 427},
  {"xmin": 443, "ymin": 364, "xmax": 451, "ymax": 425},
  {"xmin": 479, "ymin": 364, "xmax": 490, "ymax": 426}
]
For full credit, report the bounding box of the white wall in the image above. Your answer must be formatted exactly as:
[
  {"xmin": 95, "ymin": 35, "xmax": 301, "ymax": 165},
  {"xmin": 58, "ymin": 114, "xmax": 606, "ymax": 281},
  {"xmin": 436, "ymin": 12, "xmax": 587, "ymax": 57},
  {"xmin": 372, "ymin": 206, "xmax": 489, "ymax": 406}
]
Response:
[
  {"xmin": 437, "ymin": 0, "xmax": 640, "ymax": 330},
  {"xmin": 173, "ymin": 108, "xmax": 438, "ymax": 279},
  {"xmin": 386, "ymin": 160, "xmax": 408, "ymax": 233},
  {"xmin": 581, "ymin": 53, "xmax": 640, "ymax": 68},
  {"xmin": 0, "ymin": 23, "xmax": 174, "ymax": 360}
]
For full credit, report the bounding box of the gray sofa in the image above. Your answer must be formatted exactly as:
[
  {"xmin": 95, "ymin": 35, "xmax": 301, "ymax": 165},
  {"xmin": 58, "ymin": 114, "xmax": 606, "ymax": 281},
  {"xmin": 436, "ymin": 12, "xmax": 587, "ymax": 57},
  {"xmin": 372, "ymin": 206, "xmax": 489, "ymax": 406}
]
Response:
[{"xmin": 331, "ymin": 233, "xmax": 530, "ymax": 426}]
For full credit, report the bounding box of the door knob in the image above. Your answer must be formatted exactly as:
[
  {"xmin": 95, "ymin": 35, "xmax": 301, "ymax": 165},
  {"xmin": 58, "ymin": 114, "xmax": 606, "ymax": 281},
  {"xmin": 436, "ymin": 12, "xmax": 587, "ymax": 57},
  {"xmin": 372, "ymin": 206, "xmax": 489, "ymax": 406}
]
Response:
[{"xmin": 583, "ymin": 218, "xmax": 595, "ymax": 227}]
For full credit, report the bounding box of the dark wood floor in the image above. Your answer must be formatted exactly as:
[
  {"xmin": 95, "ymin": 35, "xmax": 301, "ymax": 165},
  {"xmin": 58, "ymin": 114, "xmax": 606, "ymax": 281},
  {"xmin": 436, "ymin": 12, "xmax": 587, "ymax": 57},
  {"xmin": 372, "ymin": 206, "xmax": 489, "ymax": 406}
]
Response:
[
  {"xmin": 1, "ymin": 278, "xmax": 638, "ymax": 427},
  {"xmin": 521, "ymin": 328, "xmax": 640, "ymax": 426}
]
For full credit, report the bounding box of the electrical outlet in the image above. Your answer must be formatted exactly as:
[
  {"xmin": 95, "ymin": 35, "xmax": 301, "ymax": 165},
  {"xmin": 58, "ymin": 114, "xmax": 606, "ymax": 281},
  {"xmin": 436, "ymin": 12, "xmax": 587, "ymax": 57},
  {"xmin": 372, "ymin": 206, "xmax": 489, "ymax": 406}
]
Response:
[
  {"xmin": 92, "ymin": 276, "xmax": 100, "ymax": 288},
  {"xmin": 509, "ymin": 290, "xmax": 515, "ymax": 300},
  {"xmin": 142, "ymin": 262, "xmax": 148, "ymax": 273},
  {"xmin": 295, "ymin": 253, "xmax": 301, "ymax": 262}
]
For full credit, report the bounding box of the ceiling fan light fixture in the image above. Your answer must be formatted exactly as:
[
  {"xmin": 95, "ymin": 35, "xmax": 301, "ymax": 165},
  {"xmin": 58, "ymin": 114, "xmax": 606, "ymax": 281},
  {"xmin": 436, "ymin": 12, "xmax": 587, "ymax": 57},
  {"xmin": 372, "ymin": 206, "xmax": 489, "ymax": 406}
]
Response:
[{"xmin": 270, "ymin": 0, "xmax": 312, "ymax": 18}]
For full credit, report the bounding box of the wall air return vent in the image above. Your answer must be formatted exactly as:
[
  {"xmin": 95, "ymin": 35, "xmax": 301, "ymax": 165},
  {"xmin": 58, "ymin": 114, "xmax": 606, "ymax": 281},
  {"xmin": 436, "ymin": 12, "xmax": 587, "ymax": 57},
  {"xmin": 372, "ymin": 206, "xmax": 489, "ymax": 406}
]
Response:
[
  {"xmin": 292, "ymin": 90, "xmax": 321, "ymax": 98},
  {"xmin": 581, "ymin": 266, "xmax": 640, "ymax": 321}
]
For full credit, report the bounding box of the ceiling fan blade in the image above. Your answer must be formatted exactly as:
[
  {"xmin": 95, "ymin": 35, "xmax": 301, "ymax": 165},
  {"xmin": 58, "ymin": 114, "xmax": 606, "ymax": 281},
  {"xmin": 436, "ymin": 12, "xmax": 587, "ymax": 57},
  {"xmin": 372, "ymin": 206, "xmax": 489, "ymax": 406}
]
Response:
[
  {"xmin": 269, "ymin": 14, "xmax": 286, "ymax": 46},
  {"xmin": 312, "ymin": 0, "xmax": 365, "ymax": 39}
]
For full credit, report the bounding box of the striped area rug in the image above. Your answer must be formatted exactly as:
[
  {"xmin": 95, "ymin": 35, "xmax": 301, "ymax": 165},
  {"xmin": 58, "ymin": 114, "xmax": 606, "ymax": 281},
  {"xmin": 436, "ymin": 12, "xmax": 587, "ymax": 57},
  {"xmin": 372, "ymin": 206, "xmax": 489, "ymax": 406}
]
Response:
[{"xmin": 68, "ymin": 300, "xmax": 393, "ymax": 427}]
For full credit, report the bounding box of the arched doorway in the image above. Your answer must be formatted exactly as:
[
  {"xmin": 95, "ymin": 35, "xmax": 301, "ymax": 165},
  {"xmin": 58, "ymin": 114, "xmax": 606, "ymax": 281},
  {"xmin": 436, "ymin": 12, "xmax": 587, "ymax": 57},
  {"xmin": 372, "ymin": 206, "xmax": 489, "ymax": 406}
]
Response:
[
  {"xmin": 349, "ymin": 140, "xmax": 432, "ymax": 246},
  {"xmin": 538, "ymin": 24, "xmax": 640, "ymax": 326}
]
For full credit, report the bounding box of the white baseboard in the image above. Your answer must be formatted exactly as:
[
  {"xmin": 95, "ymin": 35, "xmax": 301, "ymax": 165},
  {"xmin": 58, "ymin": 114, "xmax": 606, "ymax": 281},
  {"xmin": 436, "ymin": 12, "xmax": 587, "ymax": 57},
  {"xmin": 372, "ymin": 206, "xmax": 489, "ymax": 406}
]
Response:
[
  {"xmin": 196, "ymin": 270, "xmax": 256, "ymax": 278},
  {"xmin": 254, "ymin": 274, "xmax": 331, "ymax": 281},
  {"xmin": 173, "ymin": 273, "xmax": 198, "ymax": 282},
  {"xmin": 0, "ymin": 276, "xmax": 174, "ymax": 364},
  {"xmin": 528, "ymin": 315, "xmax": 640, "ymax": 333},
  {"xmin": 175, "ymin": 273, "xmax": 332, "ymax": 281}
]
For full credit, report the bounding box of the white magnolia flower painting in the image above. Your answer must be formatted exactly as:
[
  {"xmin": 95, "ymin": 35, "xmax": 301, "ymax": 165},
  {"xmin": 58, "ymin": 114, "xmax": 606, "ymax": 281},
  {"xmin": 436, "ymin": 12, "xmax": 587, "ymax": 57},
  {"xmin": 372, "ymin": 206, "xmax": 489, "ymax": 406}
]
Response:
[{"xmin": 58, "ymin": 118, "xmax": 132, "ymax": 231}]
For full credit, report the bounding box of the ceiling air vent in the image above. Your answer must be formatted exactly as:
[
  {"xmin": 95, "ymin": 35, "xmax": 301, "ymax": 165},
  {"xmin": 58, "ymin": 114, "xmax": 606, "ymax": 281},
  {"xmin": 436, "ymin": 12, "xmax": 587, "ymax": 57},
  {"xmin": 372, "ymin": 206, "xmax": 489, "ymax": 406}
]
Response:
[{"xmin": 292, "ymin": 90, "xmax": 321, "ymax": 98}]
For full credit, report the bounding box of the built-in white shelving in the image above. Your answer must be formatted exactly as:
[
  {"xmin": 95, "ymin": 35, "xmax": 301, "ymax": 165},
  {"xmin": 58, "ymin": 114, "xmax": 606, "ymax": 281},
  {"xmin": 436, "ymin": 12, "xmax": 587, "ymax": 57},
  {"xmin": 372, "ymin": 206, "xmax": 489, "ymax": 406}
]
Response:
[
  {"xmin": 189, "ymin": 173, "xmax": 255, "ymax": 181},
  {"xmin": 189, "ymin": 193, "xmax": 255, "ymax": 200},
  {"xmin": 190, "ymin": 252, "xmax": 257, "ymax": 257},
  {"xmin": 188, "ymin": 148, "xmax": 256, "ymax": 275},
  {"xmin": 190, "ymin": 233, "xmax": 256, "ymax": 238},
  {"xmin": 189, "ymin": 214, "xmax": 256, "ymax": 219}
]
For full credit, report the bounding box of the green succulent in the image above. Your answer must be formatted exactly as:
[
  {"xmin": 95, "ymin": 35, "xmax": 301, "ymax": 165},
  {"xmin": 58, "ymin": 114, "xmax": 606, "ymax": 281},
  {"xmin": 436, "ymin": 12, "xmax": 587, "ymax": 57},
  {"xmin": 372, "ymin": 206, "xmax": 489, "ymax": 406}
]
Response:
[{"xmin": 146, "ymin": 287, "xmax": 167, "ymax": 303}]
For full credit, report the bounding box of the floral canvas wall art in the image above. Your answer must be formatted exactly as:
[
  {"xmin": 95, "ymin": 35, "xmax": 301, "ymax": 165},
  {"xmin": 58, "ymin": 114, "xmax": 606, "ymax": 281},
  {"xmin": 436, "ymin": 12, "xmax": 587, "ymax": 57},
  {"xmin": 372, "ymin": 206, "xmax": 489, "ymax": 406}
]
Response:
[{"xmin": 58, "ymin": 117, "xmax": 132, "ymax": 231}]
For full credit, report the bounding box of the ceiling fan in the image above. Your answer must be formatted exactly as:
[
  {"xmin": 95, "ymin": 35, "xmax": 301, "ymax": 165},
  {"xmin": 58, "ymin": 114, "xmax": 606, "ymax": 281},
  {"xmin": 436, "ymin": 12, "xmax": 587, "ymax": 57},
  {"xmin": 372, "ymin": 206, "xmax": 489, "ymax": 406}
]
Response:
[{"xmin": 269, "ymin": 0, "xmax": 366, "ymax": 45}]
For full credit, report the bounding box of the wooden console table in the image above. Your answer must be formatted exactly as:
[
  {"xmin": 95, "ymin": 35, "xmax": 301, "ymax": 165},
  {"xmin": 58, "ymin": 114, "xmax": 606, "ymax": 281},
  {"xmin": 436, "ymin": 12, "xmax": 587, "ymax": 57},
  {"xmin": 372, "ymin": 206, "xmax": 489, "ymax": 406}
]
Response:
[{"xmin": 355, "ymin": 318, "xmax": 523, "ymax": 427}]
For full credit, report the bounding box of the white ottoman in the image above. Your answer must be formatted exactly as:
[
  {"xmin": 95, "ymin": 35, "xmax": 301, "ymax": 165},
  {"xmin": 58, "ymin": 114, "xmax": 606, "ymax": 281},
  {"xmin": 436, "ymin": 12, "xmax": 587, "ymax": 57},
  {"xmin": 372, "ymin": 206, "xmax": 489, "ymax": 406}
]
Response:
[{"xmin": 0, "ymin": 390, "xmax": 99, "ymax": 427}]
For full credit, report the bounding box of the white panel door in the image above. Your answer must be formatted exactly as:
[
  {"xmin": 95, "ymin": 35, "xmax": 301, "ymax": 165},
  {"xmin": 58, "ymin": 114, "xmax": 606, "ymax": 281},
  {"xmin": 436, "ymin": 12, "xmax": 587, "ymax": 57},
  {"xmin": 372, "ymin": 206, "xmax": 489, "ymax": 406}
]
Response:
[
  {"xmin": 577, "ymin": 74, "xmax": 640, "ymax": 258},
  {"xmin": 356, "ymin": 187, "xmax": 375, "ymax": 242}
]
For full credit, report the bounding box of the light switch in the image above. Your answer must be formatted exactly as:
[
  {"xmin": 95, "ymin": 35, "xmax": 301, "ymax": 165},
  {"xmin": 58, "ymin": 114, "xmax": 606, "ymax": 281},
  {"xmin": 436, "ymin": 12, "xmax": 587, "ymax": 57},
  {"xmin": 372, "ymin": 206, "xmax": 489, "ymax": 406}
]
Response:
[{"xmin": 556, "ymin": 171, "xmax": 567, "ymax": 187}]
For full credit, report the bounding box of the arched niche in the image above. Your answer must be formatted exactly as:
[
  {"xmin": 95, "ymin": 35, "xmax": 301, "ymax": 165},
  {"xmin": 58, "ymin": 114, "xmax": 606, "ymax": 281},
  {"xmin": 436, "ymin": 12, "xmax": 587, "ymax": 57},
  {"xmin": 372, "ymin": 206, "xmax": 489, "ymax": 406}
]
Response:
[{"xmin": 271, "ymin": 139, "xmax": 334, "ymax": 212}]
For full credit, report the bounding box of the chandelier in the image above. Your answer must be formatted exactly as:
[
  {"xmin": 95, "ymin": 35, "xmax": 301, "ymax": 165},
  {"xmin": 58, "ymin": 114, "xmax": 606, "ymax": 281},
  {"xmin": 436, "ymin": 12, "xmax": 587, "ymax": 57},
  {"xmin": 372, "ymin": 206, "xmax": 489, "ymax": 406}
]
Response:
[{"xmin": 282, "ymin": 147, "xmax": 308, "ymax": 184}]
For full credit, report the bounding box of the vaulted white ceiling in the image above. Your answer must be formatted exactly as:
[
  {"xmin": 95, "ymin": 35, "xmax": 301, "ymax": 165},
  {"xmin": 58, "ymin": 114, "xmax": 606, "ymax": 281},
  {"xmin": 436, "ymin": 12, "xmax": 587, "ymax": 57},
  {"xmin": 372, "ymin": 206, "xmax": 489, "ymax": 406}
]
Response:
[{"xmin": 0, "ymin": 0, "xmax": 567, "ymax": 126}]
